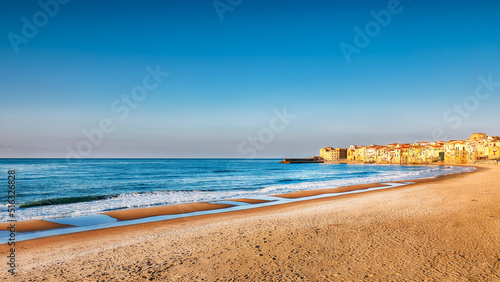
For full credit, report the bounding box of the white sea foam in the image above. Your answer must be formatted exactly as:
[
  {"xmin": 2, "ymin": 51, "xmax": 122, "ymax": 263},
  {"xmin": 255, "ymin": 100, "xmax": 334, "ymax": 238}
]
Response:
[{"xmin": 3, "ymin": 165, "xmax": 474, "ymax": 221}]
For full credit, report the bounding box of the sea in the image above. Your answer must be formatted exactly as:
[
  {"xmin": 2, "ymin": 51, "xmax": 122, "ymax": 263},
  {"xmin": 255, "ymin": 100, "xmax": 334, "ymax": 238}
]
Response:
[{"xmin": 0, "ymin": 159, "xmax": 474, "ymax": 222}]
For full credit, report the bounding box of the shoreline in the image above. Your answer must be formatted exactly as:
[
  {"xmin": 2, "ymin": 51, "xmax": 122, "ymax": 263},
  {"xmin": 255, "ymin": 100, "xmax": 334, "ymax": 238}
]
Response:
[
  {"xmin": 1, "ymin": 164, "xmax": 499, "ymax": 280},
  {"xmin": 2, "ymin": 164, "xmax": 480, "ymax": 247},
  {"xmin": 0, "ymin": 164, "xmax": 475, "ymax": 238}
]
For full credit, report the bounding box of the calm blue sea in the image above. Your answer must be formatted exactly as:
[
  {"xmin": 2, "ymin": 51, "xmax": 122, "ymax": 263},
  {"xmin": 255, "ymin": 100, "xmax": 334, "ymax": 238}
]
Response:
[{"xmin": 0, "ymin": 159, "xmax": 473, "ymax": 221}]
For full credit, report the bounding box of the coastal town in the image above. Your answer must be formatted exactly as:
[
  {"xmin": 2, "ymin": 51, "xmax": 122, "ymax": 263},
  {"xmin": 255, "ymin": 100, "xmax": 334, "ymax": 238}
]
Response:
[{"xmin": 318, "ymin": 133, "xmax": 500, "ymax": 165}]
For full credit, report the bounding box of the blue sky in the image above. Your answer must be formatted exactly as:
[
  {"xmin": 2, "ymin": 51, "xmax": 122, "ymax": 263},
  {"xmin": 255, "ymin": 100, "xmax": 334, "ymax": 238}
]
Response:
[{"xmin": 1, "ymin": 0, "xmax": 499, "ymax": 158}]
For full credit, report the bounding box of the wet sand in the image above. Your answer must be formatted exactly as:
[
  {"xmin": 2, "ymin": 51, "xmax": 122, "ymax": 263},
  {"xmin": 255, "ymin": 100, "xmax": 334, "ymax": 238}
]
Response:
[
  {"xmin": 273, "ymin": 182, "xmax": 390, "ymax": 199},
  {"xmin": 227, "ymin": 198, "xmax": 273, "ymax": 204},
  {"xmin": 2, "ymin": 164, "xmax": 499, "ymax": 281},
  {"xmin": 101, "ymin": 202, "xmax": 235, "ymax": 221},
  {"xmin": 0, "ymin": 220, "xmax": 75, "ymax": 233}
]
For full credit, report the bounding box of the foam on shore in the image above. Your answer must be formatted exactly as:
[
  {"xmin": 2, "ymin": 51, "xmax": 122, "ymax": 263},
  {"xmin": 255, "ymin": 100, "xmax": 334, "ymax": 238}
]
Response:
[
  {"xmin": 3, "ymin": 165, "xmax": 474, "ymax": 222},
  {"xmin": 0, "ymin": 181, "xmax": 414, "ymax": 241}
]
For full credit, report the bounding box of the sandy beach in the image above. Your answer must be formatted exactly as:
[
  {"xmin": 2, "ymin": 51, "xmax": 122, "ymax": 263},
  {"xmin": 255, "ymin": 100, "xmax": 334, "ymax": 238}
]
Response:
[{"xmin": 2, "ymin": 164, "xmax": 499, "ymax": 281}]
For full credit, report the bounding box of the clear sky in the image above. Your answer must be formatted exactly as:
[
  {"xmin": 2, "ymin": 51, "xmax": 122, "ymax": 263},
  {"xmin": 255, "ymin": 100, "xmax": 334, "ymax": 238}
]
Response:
[{"xmin": 1, "ymin": 0, "xmax": 499, "ymax": 158}]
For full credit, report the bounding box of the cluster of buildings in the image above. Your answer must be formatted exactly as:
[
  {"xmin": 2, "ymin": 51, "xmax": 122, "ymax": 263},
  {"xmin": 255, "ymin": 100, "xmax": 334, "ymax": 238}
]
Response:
[{"xmin": 320, "ymin": 133, "xmax": 500, "ymax": 165}]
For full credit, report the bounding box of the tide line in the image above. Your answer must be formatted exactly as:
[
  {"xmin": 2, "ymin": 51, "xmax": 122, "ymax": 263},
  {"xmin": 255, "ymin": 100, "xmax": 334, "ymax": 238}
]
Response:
[{"xmin": 1, "ymin": 182, "xmax": 413, "ymax": 242}]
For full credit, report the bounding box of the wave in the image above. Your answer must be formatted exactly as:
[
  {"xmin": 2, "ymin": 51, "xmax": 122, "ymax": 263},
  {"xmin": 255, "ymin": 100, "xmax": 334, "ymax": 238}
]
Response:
[
  {"xmin": 276, "ymin": 178, "xmax": 302, "ymax": 183},
  {"xmin": 212, "ymin": 169, "xmax": 236, "ymax": 173},
  {"xmin": 19, "ymin": 195, "xmax": 118, "ymax": 208},
  {"xmin": 341, "ymin": 171, "xmax": 373, "ymax": 177}
]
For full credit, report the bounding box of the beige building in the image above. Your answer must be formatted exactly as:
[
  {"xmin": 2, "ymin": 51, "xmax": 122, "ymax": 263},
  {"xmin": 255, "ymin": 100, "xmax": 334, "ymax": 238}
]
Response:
[
  {"xmin": 347, "ymin": 145, "xmax": 357, "ymax": 161},
  {"xmin": 454, "ymin": 142, "xmax": 467, "ymax": 164},
  {"xmin": 320, "ymin": 147, "xmax": 347, "ymax": 161},
  {"xmin": 487, "ymin": 138, "xmax": 500, "ymax": 160}
]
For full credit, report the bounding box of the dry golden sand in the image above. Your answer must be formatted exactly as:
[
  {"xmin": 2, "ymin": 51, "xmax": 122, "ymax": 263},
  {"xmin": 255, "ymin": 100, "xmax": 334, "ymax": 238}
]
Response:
[{"xmin": 1, "ymin": 165, "xmax": 500, "ymax": 281}]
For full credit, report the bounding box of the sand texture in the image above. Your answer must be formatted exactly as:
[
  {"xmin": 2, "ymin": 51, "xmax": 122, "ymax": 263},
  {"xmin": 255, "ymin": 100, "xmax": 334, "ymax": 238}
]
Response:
[
  {"xmin": 1, "ymin": 165, "xmax": 499, "ymax": 281},
  {"xmin": 273, "ymin": 183, "xmax": 390, "ymax": 198},
  {"xmin": 227, "ymin": 198, "xmax": 273, "ymax": 204},
  {"xmin": 0, "ymin": 220, "xmax": 75, "ymax": 233},
  {"xmin": 101, "ymin": 202, "xmax": 235, "ymax": 221}
]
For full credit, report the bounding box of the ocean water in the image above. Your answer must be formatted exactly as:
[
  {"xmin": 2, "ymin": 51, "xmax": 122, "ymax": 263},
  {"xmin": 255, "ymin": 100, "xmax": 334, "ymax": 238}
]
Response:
[{"xmin": 0, "ymin": 159, "xmax": 473, "ymax": 222}]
